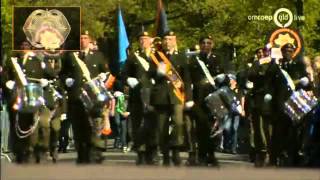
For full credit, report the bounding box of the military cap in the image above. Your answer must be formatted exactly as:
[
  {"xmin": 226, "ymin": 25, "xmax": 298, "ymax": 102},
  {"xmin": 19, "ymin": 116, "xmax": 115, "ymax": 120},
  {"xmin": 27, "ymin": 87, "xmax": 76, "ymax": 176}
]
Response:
[
  {"xmin": 81, "ymin": 30, "xmax": 90, "ymax": 35},
  {"xmin": 281, "ymin": 43, "xmax": 296, "ymax": 51},
  {"xmin": 138, "ymin": 31, "xmax": 150, "ymax": 38},
  {"xmin": 163, "ymin": 31, "xmax": 176, "ymax": 37},
  {"xmin": 199, "ymin": 35, "xmax": 213, "ymax": 43}
]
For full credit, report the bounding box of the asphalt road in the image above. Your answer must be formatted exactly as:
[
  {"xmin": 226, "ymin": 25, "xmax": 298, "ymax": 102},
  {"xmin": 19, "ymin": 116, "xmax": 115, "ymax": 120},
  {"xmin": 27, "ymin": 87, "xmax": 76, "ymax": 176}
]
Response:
[{"xmin": 1, "ymin": 150, "xmax": 320, "ymax": 180}]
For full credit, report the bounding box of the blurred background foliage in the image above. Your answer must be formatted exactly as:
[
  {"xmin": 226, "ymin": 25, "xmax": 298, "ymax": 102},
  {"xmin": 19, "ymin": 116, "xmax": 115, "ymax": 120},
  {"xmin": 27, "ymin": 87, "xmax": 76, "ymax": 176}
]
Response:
[{"xmin": 2, "ymin": 0, "xmax": 320, "ymax": 71}]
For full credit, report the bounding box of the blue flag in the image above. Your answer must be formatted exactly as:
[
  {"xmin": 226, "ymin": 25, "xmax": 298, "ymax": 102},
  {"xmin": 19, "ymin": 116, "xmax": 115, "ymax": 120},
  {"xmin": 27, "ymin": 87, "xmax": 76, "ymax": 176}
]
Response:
[{"xmin": 118, "ymin": 8, "xmax": 129, "ymax": 67}]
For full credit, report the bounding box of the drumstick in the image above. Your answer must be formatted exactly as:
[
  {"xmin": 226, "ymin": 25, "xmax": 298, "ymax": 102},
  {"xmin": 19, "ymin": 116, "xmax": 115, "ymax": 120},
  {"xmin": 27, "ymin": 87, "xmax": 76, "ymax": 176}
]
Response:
[
  {"xmin": 11, "ymin": 57, "xmax": 28, "ymax": 86},
  {"xmin": 92, "ymin": 72, "xmax": 110, "ymax": 80},
  {"xmin": 27, "ymin": 77, "xmax": 42, "ymax": 82},
  {"xmin": 27, "ymin": 77, "xmax": 54, "ymax": 84}
]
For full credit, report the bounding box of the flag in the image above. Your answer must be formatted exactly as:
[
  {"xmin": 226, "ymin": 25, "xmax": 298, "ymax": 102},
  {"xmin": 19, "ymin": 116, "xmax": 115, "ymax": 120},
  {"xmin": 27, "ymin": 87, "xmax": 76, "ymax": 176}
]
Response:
[
  {"xmin": 154, "ymin": 0, "xmax": 169, "ymax": 37},
  {"xmin": 118, "ymin": 8, "xmax": 129, "ymax": 67}
]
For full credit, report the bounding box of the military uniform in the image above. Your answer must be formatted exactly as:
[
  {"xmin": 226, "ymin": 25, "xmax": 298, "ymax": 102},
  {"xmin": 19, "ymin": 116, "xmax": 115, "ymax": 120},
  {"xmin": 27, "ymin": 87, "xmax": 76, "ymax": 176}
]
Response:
[
  {"xmin": 265, "ymin": 49, "xmax": 309, "ymax": 166},
  {"xmin": 247, "ymin": 58, "xmax": 273, "ymax": 166},
  {"xmin": 188, "ymin": 51, "xmax": 224, "ymax": 165},
  {"xmin": 149, "ymin": 50, "xmax": 192, "ymax": 166},
  {"xmin": 61, "ymin": 49, "xmax": 109, "ymax": 163},
  {"xmin": 122, "ymin": 49, "xmax": 156, "ymax": 164},
  {"xmin": 6, "ymin": 52, "xmax": 53, "ymax": 163},
  {"xmin": 41, "ymin": 53, "xmax": 65, "ymax": 162}
]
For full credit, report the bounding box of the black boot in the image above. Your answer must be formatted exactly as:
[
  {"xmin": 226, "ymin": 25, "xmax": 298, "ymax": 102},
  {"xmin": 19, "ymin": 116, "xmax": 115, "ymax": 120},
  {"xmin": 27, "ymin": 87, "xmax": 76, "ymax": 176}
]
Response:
[
  {"xmin": 255, "ymin": 152, "xmax": 267, "ymax": 167},
  {"xmin": 50, "ymin": 148, "xmax": 58, "ymax": 163},
  {"xmin": 162, "ymin": 151, "xmax": 170, "ymax": 166},
  {"xmin": 145, "ymin": 147, "xmax": 158, "ymax": 165},
  {"xmin": 186, "ymin": 152, "xmax": 196, "ymax": 166},
  {"xmin": 92, "ymin": 148, "xmax": 105, "ymax": 164},
  {"xmin": 136, "ymin": 152, "xmax": 146, "ymax": 165},
  {"xmin": 207, "ymin": 152, "xmax": 219, "ymax": 167},
  {"xmin": 172, "ymin": 149, "xmax": 181, "ymax": 166},
  {"xmin": 198, "ymin": 152, "xmax": 208, "ymax": 166},
  {"xmin": 34, "ymin": 147, "xmax": 41, "ymax": 164}
]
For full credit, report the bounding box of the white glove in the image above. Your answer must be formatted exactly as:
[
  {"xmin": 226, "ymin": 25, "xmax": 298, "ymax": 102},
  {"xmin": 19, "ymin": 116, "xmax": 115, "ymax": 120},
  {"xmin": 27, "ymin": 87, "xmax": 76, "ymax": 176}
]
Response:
[
  {"xmin": 98, "ymin": 73, "xmax": 107, "ymax": 81},
  {"xmin": 151, "ymin": 78, "xmax": 155, "ymax": 85},
  {"xmin": 246, "ymin": 81, "xmax": 254, "ymax": 89},
  {"xmin": 236, "ymin": 105, "xmax": 243, "ymax": 115},
  {"xmin": 264, "ymin": 94, "xmax": 272, "ymax": 102},
  {"xmin": 114, "ymin": 91, "xmax": 123, "ymax": 98},
  {"xmin": 157, "ymin": 62, "xmax": 167, "ymax": 76},
  {"xmin": 6, "ymin": 80, "xmax": 15, "ymax": 90},
  {"xmin": 65, "ymin": 78, "xmax": 75, "ymax": 87},
  {"xmin": 299, "ymin": 77, "xmax": 309, "ymax": 86},
  {"xmin": 185, "ymin": 101, "xmax": 195, "ymax": 109},
  {"xmin": 40, "ymin": 78, "xmax": 49, "ymax": 87},
  {"xmin": 127, "ymin": 77, "xmax": 139, "ymax": 88},
  {"xmin": 60, "ymin": 113, "xmax": 67, "ymax": 121}
]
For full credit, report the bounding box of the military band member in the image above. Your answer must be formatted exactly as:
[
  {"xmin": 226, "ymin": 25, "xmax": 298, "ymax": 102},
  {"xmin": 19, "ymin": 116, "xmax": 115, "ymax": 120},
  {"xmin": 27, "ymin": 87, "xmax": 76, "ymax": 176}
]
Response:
[
  {"xmin": 188, "ymin": 35, "xmax": 224, "ymax": 166},
  {"xmin": 122, "ymin": 31, "xmax": 157, "ymax": 165},
  {"xmin": 5, "ymin": 45, "xmax": 55, "ymax": 163},
  {"xmin": 247, "ymin": 47, "xmax": 273, "ymax": 167},
  {"xmin": 61, "ymin": 31, "xmax": 110, "ymax": 164},
  {"xmin": 148, "ymin": 31, "xmax": 193, "ymax": 166},
  {"xmin": 41, "ymin": 52, "xmax": 65, "ymax": 163},
  {"xmin": 3, "ymin": 41, "xmax": 32, "ymax": 157},
  {"xmin": 265, "ymin": 43, "xmax": 310, "ymax": 166}
]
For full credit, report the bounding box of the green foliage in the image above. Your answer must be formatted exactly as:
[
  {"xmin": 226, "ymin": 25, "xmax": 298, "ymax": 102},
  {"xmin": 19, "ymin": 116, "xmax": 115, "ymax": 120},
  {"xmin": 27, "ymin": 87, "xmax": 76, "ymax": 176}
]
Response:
[{"xmin": 2, "ymin": 0, "xmax": 320, "ymax": 69}]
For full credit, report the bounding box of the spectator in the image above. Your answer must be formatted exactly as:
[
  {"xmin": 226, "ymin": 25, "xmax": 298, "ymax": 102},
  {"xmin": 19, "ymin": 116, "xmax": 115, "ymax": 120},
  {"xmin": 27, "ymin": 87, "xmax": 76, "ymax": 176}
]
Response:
[{"xmin": 114, "ymin": 89, "xmax": 130, "ymax": 153}]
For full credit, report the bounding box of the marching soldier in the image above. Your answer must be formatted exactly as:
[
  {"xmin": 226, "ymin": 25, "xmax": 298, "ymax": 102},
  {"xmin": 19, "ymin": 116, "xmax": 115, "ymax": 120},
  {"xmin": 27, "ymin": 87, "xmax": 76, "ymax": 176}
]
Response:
[
  {"xmin": 5, "ymin": 45, "xmax": 54, "ymax": 163},
  {"xmin": 148, "ymin": 31, "xmax": 193, "ymax": 166},
  {"xmin": 41, "ymin": 52, "xmax": 65, "ymax": 163},
  {"xmin": 265, "ymin": 43, "xmax": 310, "ymax": 166},
  {"xmin": 122, "ymin": 31, "xmax": 156, "ymax": 165},
  {"xmin": 188, "ymin": 35, "xmax": 224, "ymax": 166},
  {"xmin": 247, "ymin": 47, "xmax": 273, "ymax": 167},
  {"xmin": 3, "ymin": 41, "xmax": 32, "ymax": 157},
  {"xmin": 61, "ymin": 31, "xmax": 110, "ymax": 164}
]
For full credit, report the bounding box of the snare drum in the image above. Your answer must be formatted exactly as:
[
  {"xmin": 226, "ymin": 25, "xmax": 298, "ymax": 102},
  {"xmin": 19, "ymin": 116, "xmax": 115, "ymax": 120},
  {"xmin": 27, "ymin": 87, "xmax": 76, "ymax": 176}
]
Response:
[
  {"xmin": 284, "ymin": 89, "xmax": 318, "ymax": 122},
  {"xmin": 205, "ymin": 87, "xmax": 234, "ymax": 121},
  {"xmin": 14, "ymin": 83, "xmax": 44, "ymax": 113},
  {"xmin": 80, "ymin": 79, "xmax": 109, "ymax": 111},
  {"xmin": 44, "ymin": 85, "xmax": 63, "ymax": 109}
]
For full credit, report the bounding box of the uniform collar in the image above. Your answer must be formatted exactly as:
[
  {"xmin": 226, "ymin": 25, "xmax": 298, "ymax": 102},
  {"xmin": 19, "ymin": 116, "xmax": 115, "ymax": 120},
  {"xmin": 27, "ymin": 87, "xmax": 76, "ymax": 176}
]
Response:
[
  {"xmin": 166, "ymin": 50, "xmax": 178, "ymax": 56},
  {"xmin": 140, "ymin": 48, "xmax": 152, "ymax": 57},
  {"xmin": 82, "ymin": 48, "xmax": 94, "ymax": 56},
  {"xmin": 199, "ymin": 52, "xmax": 215, "ymax": 60}
]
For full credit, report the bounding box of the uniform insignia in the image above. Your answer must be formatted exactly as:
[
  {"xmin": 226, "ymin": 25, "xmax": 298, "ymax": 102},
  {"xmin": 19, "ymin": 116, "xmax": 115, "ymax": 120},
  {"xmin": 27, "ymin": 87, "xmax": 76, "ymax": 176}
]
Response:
[{"xmin": 269, "ymin": 28, "xmax": 302, "ymax": 58}]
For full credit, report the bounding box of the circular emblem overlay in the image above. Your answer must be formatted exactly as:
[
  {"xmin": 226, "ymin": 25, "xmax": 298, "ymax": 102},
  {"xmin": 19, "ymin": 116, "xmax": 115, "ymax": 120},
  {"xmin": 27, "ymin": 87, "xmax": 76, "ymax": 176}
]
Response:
[
  {"xmin": 23, "ymin": 9, "xmax": 71, "ymax": 50},
  {"xmin": 273, "ymin": 8, "xmax": 293, "ymax": 28},
  {"xmin": 269, "ymin": 28, "xmax": 302, "ymax": 58}
]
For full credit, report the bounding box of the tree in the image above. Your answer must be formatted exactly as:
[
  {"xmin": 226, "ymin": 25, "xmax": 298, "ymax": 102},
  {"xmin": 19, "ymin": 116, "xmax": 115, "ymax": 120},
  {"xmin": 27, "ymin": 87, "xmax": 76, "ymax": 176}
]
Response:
[{"xmin": 2, "ymin": 0, "xmax": 320, "ymax": 70}]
